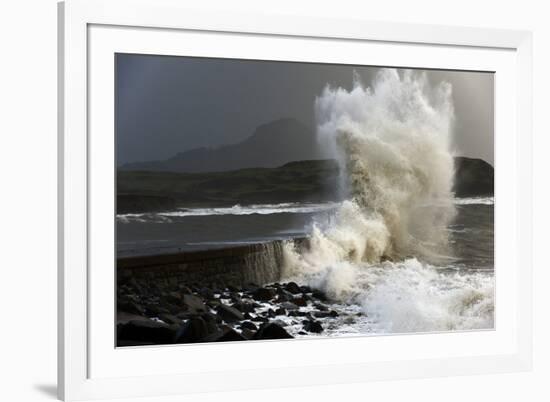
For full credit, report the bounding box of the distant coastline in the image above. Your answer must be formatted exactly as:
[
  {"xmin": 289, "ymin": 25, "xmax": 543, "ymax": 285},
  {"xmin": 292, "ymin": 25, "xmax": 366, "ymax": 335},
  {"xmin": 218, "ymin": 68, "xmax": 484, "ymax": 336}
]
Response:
[{"xmin": 117, "ymin": 157, "xmax": 493, "ymax": 214}]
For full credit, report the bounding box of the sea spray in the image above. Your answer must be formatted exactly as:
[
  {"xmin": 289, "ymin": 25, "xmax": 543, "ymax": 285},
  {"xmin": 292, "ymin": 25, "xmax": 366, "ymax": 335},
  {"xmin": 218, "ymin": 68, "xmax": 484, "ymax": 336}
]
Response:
[{"xmin": 282, "ymin": 69, "xmax": 494, "ymax": 332}]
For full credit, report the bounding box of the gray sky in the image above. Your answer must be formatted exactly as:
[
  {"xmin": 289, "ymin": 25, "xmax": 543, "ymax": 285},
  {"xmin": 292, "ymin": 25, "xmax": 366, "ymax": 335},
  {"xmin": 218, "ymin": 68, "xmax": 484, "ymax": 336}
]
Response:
[{"xmin": 116, "ymin": 54, "xmax": 494, "ymax": 166}]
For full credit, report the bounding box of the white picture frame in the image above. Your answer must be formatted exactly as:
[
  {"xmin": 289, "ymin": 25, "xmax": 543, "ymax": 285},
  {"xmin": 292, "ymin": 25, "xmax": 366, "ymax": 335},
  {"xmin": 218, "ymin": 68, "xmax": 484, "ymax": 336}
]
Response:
[{"xmin": 58, "ymin": 0, "xmax": 533, "ymax": 400}]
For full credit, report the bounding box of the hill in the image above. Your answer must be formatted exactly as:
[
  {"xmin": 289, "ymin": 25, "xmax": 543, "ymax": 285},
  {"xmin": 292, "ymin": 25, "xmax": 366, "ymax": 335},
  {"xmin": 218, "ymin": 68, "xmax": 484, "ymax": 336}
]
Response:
[
  {"xmin": 117, "ymin": 157, "xmax": 493, "ymax": 213},
  {"xmin": 120, "ymin": 118, "xmax": 321, "ymax": 173}
]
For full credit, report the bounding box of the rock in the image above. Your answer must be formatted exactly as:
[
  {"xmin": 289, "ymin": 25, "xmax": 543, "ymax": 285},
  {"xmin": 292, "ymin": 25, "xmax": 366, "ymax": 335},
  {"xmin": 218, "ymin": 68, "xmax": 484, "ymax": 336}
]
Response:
[
  {"xmin": 311, "ymin": 310, "xmax": 338, "ymax": 318},
  {"xmin": 311, "ymin": 290, "xmax": 328, "ymax": 302},
  {"xmin": 241, "ymin": 328, "xmax": 256, "ymax": 340},
  {"xmin": 252, "ymin": 287, "xmax": 277, "ymax": 302},
  {"xmin": 285, "ymin": 282, "xmax": 302, "ymax": 294},
  {"xmin": 253, "ymin": 323, "xmax": 294, "ymax": 340},
  {"xmin": 293, "ymin": 296, "xmax": 308, "ymax": 307},
  {"xmin": 200, "ymin": 312, "xmax": 220, "ymax": 333},
  {"xmin": 275, "ymin": 290, "xmax": 294, "ymax": 303},
  {"xmin": 313, "ymin": 303, "xmax": 328, "ymax": 311},
  {"xmin": 203, "ymin": 326, "xmax": 247, "ymax": 342},
  {"xmin": 216, "ymin": 304, "xmax": 245, "ymax": 323},
  {"xmin": 240, "ymin": 321, "xmax": 258, "ymax": 331},
  {"xmin": 275, "ymin": 307, "xmax": 287, "ymax": 316},
  {"xmin": 165, "ymin": 291, "xmax": 183, "ymax": 304},
  {"xmin": 158, "ymin": 313, "xmax": 183, "ymax": 325},
  {"xmin": 265, "ymin": 309, "xmax": 276, "ymax": 318},
  {"xmin": 280, "ymin": 302, "xmax": 299, "ymax": 311},
  {"xmin": 231, "ymin": 301, "xmax": 256, "ymax": 313},
  {"xmin": 117, "ymin": 298, "xmax": 146, "ymax": 315},
  {"xmin": 300, "ymin": 285, "xmax": 312, "ymax": 293},
  {"xmin": 182, "ymin": 294, "xmax": 208, "ymax": 314},
  {"xmin": 453, "ymin": 156, "xmax": 494, "ymax": 197},
  {"xmin": 271, "ymin": 319, "xmax": 288, "ymax": 327},
  {"xmin": 288, "ymin": 310, "xmax": 309, "ymax": 317},
  {"xmin": 118, "ymin": 319, "xmax": 177, "ymax": 344},
  {"xmin": 303, "ymin": 320, "xmax": 323, "ymax": 333},
  {"xmin": 174, "ymin": 317, "xmax": 210, "ymax": 343},
  {"xmin": 199, "ymin": 287, "xmax": 214, "ymax": 299},
  {"xmin": 117, "ymin": 311, "xmax": 150, "ymax": 325}
]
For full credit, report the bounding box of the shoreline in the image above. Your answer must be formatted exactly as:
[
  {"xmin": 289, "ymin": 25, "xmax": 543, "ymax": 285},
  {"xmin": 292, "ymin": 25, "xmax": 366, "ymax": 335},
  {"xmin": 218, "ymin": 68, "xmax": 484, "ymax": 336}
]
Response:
[{"xmin": 117, "ymin": 237, "xmax": 346, "ymax": 346}]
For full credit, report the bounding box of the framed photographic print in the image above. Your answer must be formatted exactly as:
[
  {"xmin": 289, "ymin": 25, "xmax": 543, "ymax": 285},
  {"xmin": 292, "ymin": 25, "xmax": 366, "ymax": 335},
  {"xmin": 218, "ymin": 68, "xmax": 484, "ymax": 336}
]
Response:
[{"xmin": 58, "ymin": 0, "xmax": 533, "ymax": 400}]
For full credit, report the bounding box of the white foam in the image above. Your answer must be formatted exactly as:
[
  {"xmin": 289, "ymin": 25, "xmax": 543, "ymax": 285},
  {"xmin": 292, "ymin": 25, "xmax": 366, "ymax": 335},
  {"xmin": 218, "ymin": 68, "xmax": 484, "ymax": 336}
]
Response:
[
  {"xmin": 282, "ymin": 69, "xmax": 494, "ymax": 333},
  {"xmin": 454, "ymin": 196, "xmax": 494, "ymax": 205},
  {"xmin": 117, "ymin": 202, "xmax": 339, "ymax": 223}
]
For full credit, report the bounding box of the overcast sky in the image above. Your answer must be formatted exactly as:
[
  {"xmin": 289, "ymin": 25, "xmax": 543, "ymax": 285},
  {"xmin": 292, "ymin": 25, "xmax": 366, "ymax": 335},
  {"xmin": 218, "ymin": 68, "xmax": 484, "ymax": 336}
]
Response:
[{"xmin": 116, "ymin": 54, "xmax": 494, "ymax": 166}]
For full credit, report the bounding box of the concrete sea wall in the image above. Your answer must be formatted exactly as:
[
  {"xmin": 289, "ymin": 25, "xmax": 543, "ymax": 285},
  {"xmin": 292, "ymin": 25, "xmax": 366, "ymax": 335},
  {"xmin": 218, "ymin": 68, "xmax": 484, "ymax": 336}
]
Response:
[{"xmin": 117, "ymin": 239, "xmax": 306, "ymax": 288}]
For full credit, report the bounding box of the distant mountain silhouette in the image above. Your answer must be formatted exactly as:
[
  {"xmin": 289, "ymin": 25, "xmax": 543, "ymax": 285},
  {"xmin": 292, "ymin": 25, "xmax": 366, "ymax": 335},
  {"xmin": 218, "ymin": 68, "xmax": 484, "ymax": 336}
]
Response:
[{"xmin": 120, "ymin": 118, "xmax": 320, "ymax": 173}]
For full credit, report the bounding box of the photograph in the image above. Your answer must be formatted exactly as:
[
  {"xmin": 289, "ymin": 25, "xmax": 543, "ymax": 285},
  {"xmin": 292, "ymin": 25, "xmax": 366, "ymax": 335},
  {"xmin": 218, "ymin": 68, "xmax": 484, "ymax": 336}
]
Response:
[{"xmin": 115, "ymin": 54, "xmax": 495, "ymax": 346}]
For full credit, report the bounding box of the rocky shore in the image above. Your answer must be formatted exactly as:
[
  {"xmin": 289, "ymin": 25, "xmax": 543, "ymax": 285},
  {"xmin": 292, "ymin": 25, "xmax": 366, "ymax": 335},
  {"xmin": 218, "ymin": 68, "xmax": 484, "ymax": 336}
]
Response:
[{"xmin": 117, "ymin": 277, "xmax": 342, "ymax": 346}]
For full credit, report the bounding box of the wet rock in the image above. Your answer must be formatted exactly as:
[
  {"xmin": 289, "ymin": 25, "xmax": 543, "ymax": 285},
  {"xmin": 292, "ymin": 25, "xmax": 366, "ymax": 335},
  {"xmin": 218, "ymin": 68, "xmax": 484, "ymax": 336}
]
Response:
[
  {"xmin": 200, "ymin": 312, "xmax": 219, "ymax": 333},
  {"xmin": 293, "ymin": 296, "xmax": 308, "ymax": 307},
  {"xmin": 280, "ymin": 302, "xmax": 299, "ymax": 311},
  {"xmin": 253, "ymin": 323, "xmax": 294, "ymax": 340},
  {"xmin": 165, "ymin": 291, "xmax": 183, "ymax": 304},
  {"xmin": 203, "ymin": 326, "xmax": 246, "ymax": 342},
  {"xmin": 252, "ymin": 287, "xmax": 277, "ymax": 302},
  {"xmin": 118, "ymin": 319, "xmax": 177, "ymax": 345},
  {"xmin": 275, "ymin": 290, "xmax": 294, "ymax": 303},
  {"xmin": 275, "ymin": 307, "xmax": 287, "ymax": 316},
  {"xmin": 231, "ymin": 301, "xmax": 256, "ymax": 313},
  {"xmin": 285, "ymin": 282, "xmax": 302, "ymax": 294},
  {"xmin": 199, "ymin": 287, "xmax": 214, "ymax": 299},
  {"xmin": 117, "ymin": 297, "xmax": 146, "ymax": 315},
  {"xmin": 300, "ymin": 285, "xmax": 312, "ymax": 293},
  {"xmin": 174, "ymin": 317, "xmax": 210, "ymax": 343},
  {"xmin": 303, "ymin": 320, "xmax": 323, "ymax": 333},
  {"xmin": 240, "ymin": 321, "xmax": 258, "ymax": 331},
  {"xmin": 182, "ymin": 294, "xmax": 208, "ymax": 314},
  {"xmin": 288, "ymin": 310, "xmax": 309, "ymax": 317},
  {"xmin": 311, "ymin": 290, "xmax": 328, "ymax": 302},
  {"xmin": 312, "ymin": 310, "xmax": 338, "ymax": 318},
  {"xmin": 241, "ymin": 328, "xmax": 256, "ymax": 339},
  {"xmin": 216, "ymin": 304, "xmax": 245, "ymax": 323},
  {"xmin": 313, "ymin": 303, "xmax": 328, "ymax": 311},
  {"xmin": 265, "ymin": 309, "xmax": 276, "ymax": 318},
  {"xmin": 158, "ymin": 313, "xmax": 183, "ymax": 325}
]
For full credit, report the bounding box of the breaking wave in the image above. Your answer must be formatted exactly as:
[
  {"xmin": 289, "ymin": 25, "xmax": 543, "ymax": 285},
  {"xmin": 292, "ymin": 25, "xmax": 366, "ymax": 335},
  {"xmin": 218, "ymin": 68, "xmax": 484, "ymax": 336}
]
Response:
[
  {"xmin": 282, "ymin": 69, "xmax": 494, "ymax": 333},
  {"xmin": 117, "ymin": 202, "xmax": 339, "ymax": 223}
]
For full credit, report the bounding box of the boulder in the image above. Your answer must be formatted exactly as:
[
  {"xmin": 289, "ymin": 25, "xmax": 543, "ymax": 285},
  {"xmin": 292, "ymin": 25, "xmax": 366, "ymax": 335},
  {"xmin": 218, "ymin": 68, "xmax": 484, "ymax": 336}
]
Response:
[
  {"xmin": 174, "ymin": 317, "xmax": 211, "ymax": 343},
  {"xmin": 216, "ymin": 304, "xmax": 245, "ymax": 323},
  {"xmin": 252, "ymin": 287, "xmax": 277, "ymax": 302},
  {"xmin": 303, "ymin": 320, "xmax": 323, "ymax": 333},
  {"xmin": 280, "ymin": 302, "xmax": 299, "ymax": 311},
  {"xmin": 285, "ymin": 282, "xmax": 302, "ymax": 294},
  {"xmin": 182, "ymin": 294, "xmax": 208, "ymax": 314},
  {"xmin": 118, "ymin": 319, "xmax": 177, "ymax": 345},
  {"xmin": 231, "ymin": 301, "xmax": 256, "ymax": 313},
  {"xmin": 253, "ymin": 323, "xmax": 294, "ymax": 340},
  {"xmin": 240, "ymin": 321, "xmax": 258, "ymax": 331}
]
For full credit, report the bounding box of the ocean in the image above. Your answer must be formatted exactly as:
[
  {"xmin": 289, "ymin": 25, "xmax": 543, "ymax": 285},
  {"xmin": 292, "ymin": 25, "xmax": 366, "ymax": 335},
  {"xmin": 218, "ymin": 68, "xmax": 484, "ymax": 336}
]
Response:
[{"xmin": 117, "ymin": 197, "xmax": 494, "ymax": 335}]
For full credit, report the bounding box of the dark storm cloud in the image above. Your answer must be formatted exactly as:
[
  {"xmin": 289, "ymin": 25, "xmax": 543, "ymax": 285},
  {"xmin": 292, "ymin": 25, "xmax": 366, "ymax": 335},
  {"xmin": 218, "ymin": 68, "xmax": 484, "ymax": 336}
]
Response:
[{"xmin": 116, "ymin": 54, "xmax": 493, "ymax": 166}]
